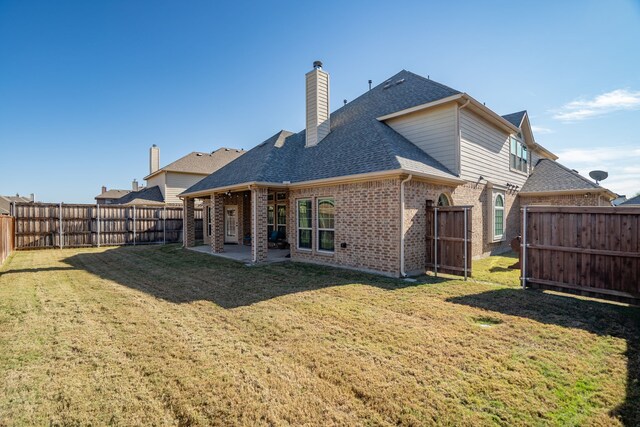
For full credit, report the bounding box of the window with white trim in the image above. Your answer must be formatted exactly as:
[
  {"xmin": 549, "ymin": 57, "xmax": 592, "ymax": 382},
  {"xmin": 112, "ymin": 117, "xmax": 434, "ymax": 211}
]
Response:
[
  {"xmin": 493, "ymin": 192, "xmax": 505, "ymax": 241},
  {"xmin": 267, "ymin": 205, "xmax": 275, "ymax": 236},
  {"xmin": 317, "ymin": 198, "xmax": 335, "ymax": 252},
  {"xmin": 207, "ymin": 205, "xmax": 213, "ymax": 236},
  {"xmin": 277, "ymin": 204, "xmax": 287, "ymax": 236},
  {"xmin": 510, "ymin": 135, "xmax": 528, "ymax": 173},
  {"xmin": 297, "ymin": 199, "xmax": 312, "ymax": 249}
]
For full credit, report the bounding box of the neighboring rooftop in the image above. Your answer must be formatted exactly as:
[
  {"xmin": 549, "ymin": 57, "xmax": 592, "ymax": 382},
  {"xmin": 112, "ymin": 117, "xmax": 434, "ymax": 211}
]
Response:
[
  {"xmin": 502, "ymin": 110, "xmax": 527, "ymax": 128},
  {"xmin": 0, "ymin": 194, "xmax": 34, "ymax": 215},
  {"xmin": 183, "ymin": 70, "xmax": 463, "ymax": 195},
  {"xmin": 520, "ymin": 159, "xmax": 609, "ymax": 194},
  {"xmin": 145, "ymin": 148, "xmax": 245, "ymax": 180},
  {"xmin": 620, "ymin": 194, "xmax": 640, "ymax": 205},
  {"xmin": 95, "ymin": 189, "xmax": 130, "ymax": 200},
  {"xmin": 115, "ymin": 186, "xmax": 165, "ymax": 205}
]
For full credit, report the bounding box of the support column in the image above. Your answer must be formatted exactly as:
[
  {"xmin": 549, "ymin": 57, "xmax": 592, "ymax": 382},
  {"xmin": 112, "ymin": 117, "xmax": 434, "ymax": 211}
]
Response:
[
  {"xmin": 211, "ymin": 193, "xmax": 224, "ymax": 253},
  {"xmin": 184, "ymin": 198, "xmax": 196, "ymax": 247},
  {"xmin": 251, "ymin": 187, "xmax": 269, "ymax": 263}
]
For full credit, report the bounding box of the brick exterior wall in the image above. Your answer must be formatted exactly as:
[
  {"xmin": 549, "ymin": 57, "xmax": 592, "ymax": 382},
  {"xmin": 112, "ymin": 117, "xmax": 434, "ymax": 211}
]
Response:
[
  {"xmin": 251, "ymin": 187, "xmax": 269, "ymax": 262},
  {"xmin": 403, "ymin": 180, "xmax": 458, "ymax": 274},
  {"xmin": 210, "ymin": 194, "xmax": 224, "ymax": 253},
  {"xmin": 183, "ymin": 198, "xmax": 195, "ymax": 248},
  {"xmin": 519, "ymin": 193, "xmax": 609, "ymax": 206},
  {"xmin": 288, "ymin": 179, "xmax": 402, "ymax": 276}
]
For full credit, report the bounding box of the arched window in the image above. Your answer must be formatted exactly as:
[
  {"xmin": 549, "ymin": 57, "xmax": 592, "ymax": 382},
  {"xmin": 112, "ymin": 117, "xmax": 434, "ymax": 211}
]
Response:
[
  {"xmin": 493, "ymin": 193, "xmax": 504, "ymax": 241},
  {"xmin": 437, "ymin": 193, "xmax": 452, "ymax": 207}
]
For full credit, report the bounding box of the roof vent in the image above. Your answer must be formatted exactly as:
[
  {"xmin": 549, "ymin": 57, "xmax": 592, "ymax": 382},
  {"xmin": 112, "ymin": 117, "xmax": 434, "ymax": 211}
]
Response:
[
  {"xmin": 225, "ymin": 148, "xmax": 230, "ymax": 151},
  {"xmin": 196, "ymin": 153, "xmax": 203, "ymax": 156},
  {"xmin": 395, "ymin": 78, "xmax": 405, "ymax": 85},
  {"xmin": 313, "ymin": 60, "xmax": 323, "ymax": 69}
]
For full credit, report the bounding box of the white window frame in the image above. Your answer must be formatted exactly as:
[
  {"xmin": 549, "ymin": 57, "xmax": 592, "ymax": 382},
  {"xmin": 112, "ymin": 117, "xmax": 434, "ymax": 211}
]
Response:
[
  {"xmin": 296, "ymin": 198, "xmax": 312, "ymax": 251},
  {"xmin": 207, "ymin": 205, "xmax": 213, "ymax": 236},
  {"xmin": 509, "ymin": 135, "xmax": 528, "ymax": 175},
  {"xmin": 276, "ymin": 204, "xmax": 287, "ymax": 236},
  {"xmin": 316, "ymin": 197, "xmax": 335, "ymax": 254},
  {"xmin": 267, "ymin": 205, "xmax": 275, "ymax": 236},
  {"xmin": 492, "ymin": 191, "xmax": 505, "ymax": 242}
]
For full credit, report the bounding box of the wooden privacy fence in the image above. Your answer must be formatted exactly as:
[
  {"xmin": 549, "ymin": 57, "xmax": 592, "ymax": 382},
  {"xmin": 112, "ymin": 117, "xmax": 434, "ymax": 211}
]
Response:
[
  {"xmin": 521, "ymin": 206, "xmax": 640, "ymax": 304},
  {"xmin": 13, "ymin": 203, "xmax": 203, "ymax": 249},
  {"xmin": 426, "ymin": 205, "xmax": 473, "ymax": 278},
  {"xmin": 0, "ymin": 216, "xmax": 14, "ymax": 265}
]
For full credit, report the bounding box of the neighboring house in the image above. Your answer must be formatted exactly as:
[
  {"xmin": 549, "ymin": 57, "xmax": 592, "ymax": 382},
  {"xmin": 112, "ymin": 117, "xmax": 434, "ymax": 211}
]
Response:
[
  {"xmin": 144, "ymin": 145, "xmax": 245, "ymax": 205},
  {"xmin": 114, "ymin": 186, "xmax": 165, "ymax": 205},
  {"xmin": 95, "ymin": 187, "xmax": 131, "ymax": 205},
  {"xmin": 0, "ymin": 194, "xmax": 34, "ymax": 215},
  {"xmin": 612, "ymin": 194, "xmax": 627, "ymax": 206},
  {"xmin": 620, "ymin": 194, "xmax": 640, "ymax": 205},
  {"xmin": 179, "ymin": 63, "xmax": 615, "ymax": 277}
]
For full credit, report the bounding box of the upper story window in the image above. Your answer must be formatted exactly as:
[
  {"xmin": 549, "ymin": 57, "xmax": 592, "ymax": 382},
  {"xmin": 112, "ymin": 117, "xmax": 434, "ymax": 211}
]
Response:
[{"xmin": 510, "ymin": 135, "xmax": 528, "ymax": 173}]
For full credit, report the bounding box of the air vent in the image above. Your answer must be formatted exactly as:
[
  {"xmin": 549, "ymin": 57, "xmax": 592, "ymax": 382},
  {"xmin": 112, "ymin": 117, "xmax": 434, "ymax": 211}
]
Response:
[
  {"xmin": 395, "ymin": 78, "xmax": 405, "ymax": 85},
  {"xmin": 196, "ymin": 153, "xmax": 203, "ymax": 156}
]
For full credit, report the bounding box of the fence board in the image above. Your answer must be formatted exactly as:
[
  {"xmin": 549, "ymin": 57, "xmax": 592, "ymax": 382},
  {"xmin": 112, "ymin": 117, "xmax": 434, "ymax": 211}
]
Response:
[
  {"xmin": 14, "ymin": 203, "xmax": 203, "ymax": 249},
  {"xmin": 522, "ymin": 206, "xmax": 640, "ymax": 304},
  {"xmin": 0, "ymin": 216, "xmax": 15, "ymax": 265}
]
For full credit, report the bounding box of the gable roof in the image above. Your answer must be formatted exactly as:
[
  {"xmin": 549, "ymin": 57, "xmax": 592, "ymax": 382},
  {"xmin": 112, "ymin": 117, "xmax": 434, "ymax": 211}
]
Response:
[
  {"xmin": 115, "ymin": 186, "xmax": 165, "ymax": 205},
  {"xmin": 183, "ymin": 70, "xmax": 465, "ymax": 196},
  {"xmin": 144, "ymin": 148, "xmax": 245, "ymax": 180},
  {"xmin": 520, "ymin": 159, "xmax": 612, "ymax": 195},
  {"xmin": 0, "ymin": 195, "xmax": 33, "ymax": 215},
  {"xmin": 621, "ymin": 194, "xmax": 640, "ymax": 205},
  {"xmin": 95, "ymin": 189, "xmax": 130, "ymax": 200},
  {"xmin": 502, "ymin": 111, "xmax": 527, "ymax": 128}
]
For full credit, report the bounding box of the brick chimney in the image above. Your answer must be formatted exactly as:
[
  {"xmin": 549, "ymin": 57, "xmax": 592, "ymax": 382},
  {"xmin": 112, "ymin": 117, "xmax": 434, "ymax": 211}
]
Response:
[
  {"xmin": 305, "ymin": 61, "xmax": 330, "ymax": 147},
  {"xmin": 150, "ymin": 145, "xmax": 160, "ymax": 174},
  {"xmin": 102, "ymin": 186, "xmax": 107, "ymax": 194}
]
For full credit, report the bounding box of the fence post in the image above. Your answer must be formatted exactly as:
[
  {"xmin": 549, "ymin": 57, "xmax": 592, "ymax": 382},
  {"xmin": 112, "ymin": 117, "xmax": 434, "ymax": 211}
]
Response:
[
  {"xmin": 521, "ymin": 205, "xmax": 527, "ymax": 289},
  {"xmin": 133, "ymin": 205, "xmax": 136, "ymax": 246},
  {"xmin": 163, "ymin": 206, "xmax": 166, "ymax": 244},
  {"xmin": 434, "ymin": 207, "xmax": 438, "ymax": 277},
  {"xmin": 11, "ymin": 202, "xmax": 16, "ymax": 250},
  {"xmin": 463, "ymin": 207, "xmax": 468, "ymax": 281},
  {"xmin": 59, "ymin": 202, "xmax": 63, "ymax": 249},
  {"xmin": 96, "ymin": 204, "xmax": 101, "ymax": 248}
]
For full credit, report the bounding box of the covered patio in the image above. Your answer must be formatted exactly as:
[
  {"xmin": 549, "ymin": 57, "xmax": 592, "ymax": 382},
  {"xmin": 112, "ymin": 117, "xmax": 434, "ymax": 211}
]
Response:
[
  {"xmin": 188, "ymin": 244, "xmax": 290, "ymax": 264},
  {"xmin": 182, "ymin": 185, "xmax": 289, "ymax": 264}
]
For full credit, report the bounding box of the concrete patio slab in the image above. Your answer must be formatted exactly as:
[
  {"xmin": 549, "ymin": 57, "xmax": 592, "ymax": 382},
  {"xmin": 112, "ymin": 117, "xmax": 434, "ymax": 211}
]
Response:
[{"xmin": 188, "ymin": 244, "xmax": 290, "ymax": 264}]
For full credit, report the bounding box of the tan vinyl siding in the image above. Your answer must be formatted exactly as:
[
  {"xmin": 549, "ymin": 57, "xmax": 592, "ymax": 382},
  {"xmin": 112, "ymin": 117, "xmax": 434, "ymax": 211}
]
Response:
[
  {"xmin": 146, "ymin": 173, "xmax": 166, "ymax": 199},
  {"xmin": 530, "ymin": 150, "xmax": 541, "ymax": 171},
  {"xmin": 459, "ymin": 109, "xmax": 528, "ymax": 186},
  {"xmin": 385, "ymin": 103, "xmax": 458, "ymax": 174},
  {"xmin": 305, "ymin": 68, "xmax": 330, "ymax": 147},
  {"xmin": 165, "ymin": 173, "xmax": 208, "ymax": 205}
]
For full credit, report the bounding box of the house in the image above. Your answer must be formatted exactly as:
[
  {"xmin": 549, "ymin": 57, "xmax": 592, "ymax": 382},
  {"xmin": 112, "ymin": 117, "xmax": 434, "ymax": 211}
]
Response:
[
  {"xmin": 179, "ymin": 62, "xmax": 615, "ymax": 277},
  {"xmin": 143, "ymin": 145, "xmax": 245, "ymax": 205},
  {"xmin": 0, "ymin": 194, "xmax": 35, "ymax": 215},
  {"xmin": 621, "ymin": 194, "xmax": 640, "ymax": 205},
  {"xmin": 95, "ymin": 186, "xmax": 131, "ymax": 205}
]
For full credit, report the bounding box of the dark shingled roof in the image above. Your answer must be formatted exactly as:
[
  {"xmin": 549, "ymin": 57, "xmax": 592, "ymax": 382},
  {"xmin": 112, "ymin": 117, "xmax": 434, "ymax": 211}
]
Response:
[
  {"xmin": 184, "ymin": 70, "xmax": 462, "ymax": 195},
  {"xmin": 145, "ymin": 148, "xmax": 245, "ymax": 179},
  {"xmin": 116, "ymin": 186, "xmax": 165, "ymax": 205},
  {"xmin": 621, "ymin": 194, "xmax": 640, "ymax": 205},
  {"xmin": 95, "ymin": 189, "xmax": 130, "ymax": 200},
  {"xmin": 520, "ymin": 159, "xmax": 603, "ymax": 193},
  {"xmin": 502, "ymin": 110, "xmax": 527, "ymax": 128}
]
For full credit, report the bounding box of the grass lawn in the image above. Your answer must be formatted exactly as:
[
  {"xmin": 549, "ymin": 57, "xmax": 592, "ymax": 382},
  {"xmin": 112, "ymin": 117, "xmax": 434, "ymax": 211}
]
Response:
[
  {"xmin": 0, "ymin": 246, "xmax": 638, "ymax": 426},
  {"xmin": 472, "ymin": 251, "xmax": 521, "ymax": 286}
]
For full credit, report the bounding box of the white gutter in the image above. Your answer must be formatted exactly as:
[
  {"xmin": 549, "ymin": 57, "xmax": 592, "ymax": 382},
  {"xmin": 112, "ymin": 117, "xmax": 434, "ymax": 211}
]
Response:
[{"xmin": 399, "ymin": 174, "xmax": 413, "ymax": 277}]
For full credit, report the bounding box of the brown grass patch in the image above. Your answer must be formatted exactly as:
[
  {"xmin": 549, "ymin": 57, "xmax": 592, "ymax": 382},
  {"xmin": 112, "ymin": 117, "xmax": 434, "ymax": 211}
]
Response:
[{"xmin": 0, "ymin": 245, "xmax": 638, "ymax": 425}]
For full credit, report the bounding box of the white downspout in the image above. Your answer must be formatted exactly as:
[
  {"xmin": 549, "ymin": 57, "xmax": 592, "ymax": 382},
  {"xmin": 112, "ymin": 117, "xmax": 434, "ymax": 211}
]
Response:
[
  {"xmin": 400, "ymin": 174, "xmax": 413, "ymax": 277},
  {"xmin": 252, "ymin": 188, "xmax": 257, "ymax": 263}
]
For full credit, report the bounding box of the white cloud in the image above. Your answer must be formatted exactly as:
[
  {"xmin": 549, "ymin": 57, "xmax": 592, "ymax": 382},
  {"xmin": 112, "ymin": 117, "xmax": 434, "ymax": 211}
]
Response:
[
  {"xmin": 555, "ymin": 146, "xmax": 640, "ymax": 197},
  {"xmin": 530, "ymin": 125, "xmax": 554, "ymax": 134},
  {"xmin": 553, "ymin": 89, "xmax": 640, "ymax": 121}
]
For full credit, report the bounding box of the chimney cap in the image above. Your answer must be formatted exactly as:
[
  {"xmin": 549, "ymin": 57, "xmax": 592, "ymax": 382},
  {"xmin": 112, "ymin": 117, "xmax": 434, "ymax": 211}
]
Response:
[{"xmin": 313, "ymin": 60, "xmax": 323, "ymax": 69}]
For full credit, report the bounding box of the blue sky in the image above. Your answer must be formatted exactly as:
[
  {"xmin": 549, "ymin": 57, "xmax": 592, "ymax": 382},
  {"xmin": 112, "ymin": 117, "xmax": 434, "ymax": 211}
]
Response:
[{"xmin": 1, "ymin": 0, "xmax": 639, "ymax": 202}]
